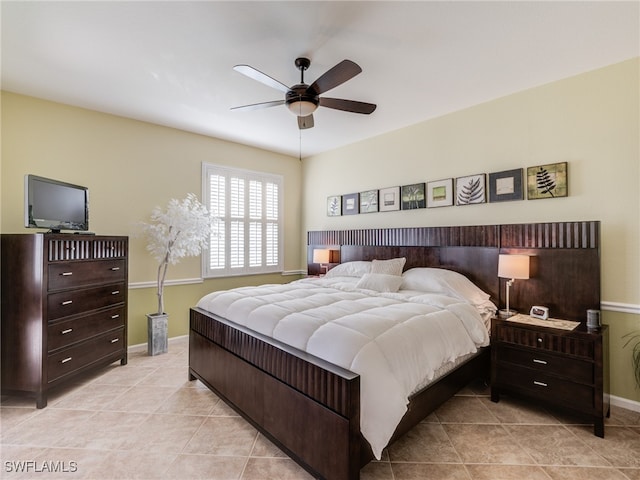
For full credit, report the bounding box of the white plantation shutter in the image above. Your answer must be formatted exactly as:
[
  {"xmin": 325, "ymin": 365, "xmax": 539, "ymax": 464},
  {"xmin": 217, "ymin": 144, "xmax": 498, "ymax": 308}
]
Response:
[{"xmin": 203, "ymin": 163, "xmax": 283, "ymax": 277}]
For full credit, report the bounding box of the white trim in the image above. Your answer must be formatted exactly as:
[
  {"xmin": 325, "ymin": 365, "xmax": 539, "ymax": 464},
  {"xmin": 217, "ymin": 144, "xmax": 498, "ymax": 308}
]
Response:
[
  {"xmin": 129, "ymin": 271, "xmax": 303, "ymax": 289},
  {"xmin": 282, "ymin": 269, "xmax": 306, "ymax": 276},
  {"xmin": 128, "ymin": 334, "xmax": 188, "ymax": 353},
  {"xmin": 129, "ymin": 278, "xmax": 203, "ymax": 289},
  {"xmin": 601, "ymin": 301, "xmax": 640, "ymax": 315},
  {"xmin": 610, "ymin": 394, "xmax": 640, "ymax": 413}
]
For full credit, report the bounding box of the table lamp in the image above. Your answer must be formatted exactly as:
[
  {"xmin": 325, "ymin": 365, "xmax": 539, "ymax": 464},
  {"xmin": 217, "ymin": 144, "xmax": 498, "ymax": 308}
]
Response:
[{"xmin": 498, "ymin": 254, "xmax": 530, "ymax": 318}]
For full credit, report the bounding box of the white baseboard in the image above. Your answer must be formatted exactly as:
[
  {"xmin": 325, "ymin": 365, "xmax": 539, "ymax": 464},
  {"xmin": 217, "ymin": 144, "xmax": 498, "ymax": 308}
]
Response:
[
  {"xmin": 127, "ymin": 334, "xmax": 188, "ymax": 352},
  {"xmin": 610, "ymin": 394, "xmax": 640, "ymax": 413}
]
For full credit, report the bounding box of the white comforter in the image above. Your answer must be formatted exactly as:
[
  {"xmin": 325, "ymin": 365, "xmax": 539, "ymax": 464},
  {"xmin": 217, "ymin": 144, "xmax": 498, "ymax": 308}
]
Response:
[{"xmin": 196, "ymin": 276, "xmax": 490, "ymax": 459}]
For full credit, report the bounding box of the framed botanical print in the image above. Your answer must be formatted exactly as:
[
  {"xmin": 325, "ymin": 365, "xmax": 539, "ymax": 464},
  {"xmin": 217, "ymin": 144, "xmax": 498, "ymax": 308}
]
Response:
[
  {"xmin": 359, "ymin": 190, "xmax": 379, "ymax": 213},
  {"xmin": 326, "ymin": 195, "xmax": 342, "ymax": 216},
  {"xmin": 342, "ymin": 193, "xmax": 359, "ymax": 215},
  {"xmin": 527, "ymin": 162, "xmax": 568, "ymax": 199},
  {"xmin": 401, "ymin": 183, "xmax": 426, "ymax": 210},
  {"xmin": 378, "ymin": 186, "xmax": 400, "ymax": 212},
  {"xmin": 488, "ymin": 168, "xmax": 523, "ymax": 202},
  {"xmin": 427, "ymin": 178, "xmax": 453, "ymax": 208},
  {"xmin": 456, "ymin": 174, "xmax": 486, "ymax": 206}
]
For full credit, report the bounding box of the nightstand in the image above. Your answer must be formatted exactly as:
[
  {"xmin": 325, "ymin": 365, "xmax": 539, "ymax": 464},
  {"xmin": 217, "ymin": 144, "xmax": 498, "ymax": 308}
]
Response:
[{"xmin": 490, "ymin": 316, "xmax": 609, "ymax": 437}]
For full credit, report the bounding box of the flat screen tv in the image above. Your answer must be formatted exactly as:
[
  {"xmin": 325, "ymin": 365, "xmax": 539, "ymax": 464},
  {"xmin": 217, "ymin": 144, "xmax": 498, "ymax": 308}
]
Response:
[{"xmin": 24, "ymin": 174, "xmax": 89, "ymax": 233}]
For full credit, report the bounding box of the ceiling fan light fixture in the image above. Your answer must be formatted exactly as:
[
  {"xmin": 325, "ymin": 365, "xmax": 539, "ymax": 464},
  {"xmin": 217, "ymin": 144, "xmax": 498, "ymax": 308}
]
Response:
[{"xmin": 287, "ymin": 100, "xmax": 318, "ymax": 117}]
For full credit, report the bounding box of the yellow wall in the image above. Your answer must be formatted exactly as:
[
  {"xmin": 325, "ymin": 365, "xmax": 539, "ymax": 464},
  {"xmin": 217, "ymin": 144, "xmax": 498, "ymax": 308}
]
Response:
[
  {"xmin": 301, "ymin": 58, "xmax": 640, "ymax": 404},
  {"xmin": 1, "ymin": 92, "xmax": 303, "ymax": 345},
  {"xmin": 2, "ymin": 58, "xmax": 638, "ymax": 405}
]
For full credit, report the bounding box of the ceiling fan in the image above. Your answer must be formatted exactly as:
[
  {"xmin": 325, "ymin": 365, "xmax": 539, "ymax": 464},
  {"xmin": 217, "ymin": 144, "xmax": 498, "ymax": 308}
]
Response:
[{"xmin": 231, "ymin": 57, "xmax": 376, "ymax": 130}]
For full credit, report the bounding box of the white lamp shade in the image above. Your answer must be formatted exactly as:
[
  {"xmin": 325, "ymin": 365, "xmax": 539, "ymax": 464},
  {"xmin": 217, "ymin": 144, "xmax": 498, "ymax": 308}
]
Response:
[
  {"xmin": 313, "ymin": 249, "xmax": 331, "ymax": 264},
  {"xmin": 287, "ymin": 100, "xmax": 318, "ymax": 117},
  {"xmin": 498, "ymin": 254, "xmax": 530, "ymax": 279}
]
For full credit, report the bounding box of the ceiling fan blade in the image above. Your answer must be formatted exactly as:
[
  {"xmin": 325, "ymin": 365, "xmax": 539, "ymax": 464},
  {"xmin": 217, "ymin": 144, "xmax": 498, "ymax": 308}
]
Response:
[
  {"xmin": 308, "ymin": 60, "xmax": 362, "ymax": 95},
  {"xmin": 233, "ymin": 65, "xmax": 290, "ymax": 93},
  {"xmin": 319, "ymin": 97, "xmax": 377, "ymax": 114},
  {"xmin": 231, "ymin": 100, "xmax": 285, "ymax": 112},
  {"xmin": 298, "ymin": 114, "xmax": 314, "ymax": 130}
]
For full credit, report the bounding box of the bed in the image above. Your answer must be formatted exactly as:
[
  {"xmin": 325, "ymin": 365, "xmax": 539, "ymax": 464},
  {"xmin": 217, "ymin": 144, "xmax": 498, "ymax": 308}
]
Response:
[{"xmin": 189, "ymin": 222, "xmax": 600, "ymax": 480}]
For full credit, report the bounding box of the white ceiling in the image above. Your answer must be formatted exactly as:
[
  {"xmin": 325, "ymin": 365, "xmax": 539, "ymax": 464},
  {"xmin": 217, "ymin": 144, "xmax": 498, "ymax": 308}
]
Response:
[{"xmin": 2, "ymin": 1, "xmax": 638, "ymax": 158}]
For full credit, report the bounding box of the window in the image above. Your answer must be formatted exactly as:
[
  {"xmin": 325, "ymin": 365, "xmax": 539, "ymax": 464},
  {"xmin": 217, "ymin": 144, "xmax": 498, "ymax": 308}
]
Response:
[{"xmin": 202, "ymin": 163, "xmax": 283, "ymax": 277}]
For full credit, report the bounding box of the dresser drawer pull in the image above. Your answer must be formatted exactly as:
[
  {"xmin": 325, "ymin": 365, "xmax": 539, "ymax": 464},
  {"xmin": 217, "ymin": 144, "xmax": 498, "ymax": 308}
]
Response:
[
  {"xmin": 110, "ymin": 338, "xmax": 119, "ymax": 343},
  {"xmin": 111, "ymin": 314, "xmax": 120, "ymax": 319},
  {"xmin": 61, "ymin": 357, "xmax": 72, "ymax": 364},
  {"xmin": 533, "ymin": 359, "xmax": 547, "ymax": 365},
  {"xmin": 533, "ymin": 381, "xmax": 548, "ymax": 387},
  {"xmin": 537, "ymin": 337, "xmax": 543, "ymax": 343},
  {"xmin": 61, "ymin": 328, "xmax": 73, "ymax": 334},
  {"xmin": 61, "ymin": 300, "xmax": 73, "ymax": 306},
  {"xmin": 111, "ymin": 290, "xmax": 120, "ymax": 295},
  {"xmin": 110, "ymin": 267, "xmax": 120, "ymax": 271},
  {"xmin": 61, "ymin": 272, "xmax": 73, "ymax": 276}
]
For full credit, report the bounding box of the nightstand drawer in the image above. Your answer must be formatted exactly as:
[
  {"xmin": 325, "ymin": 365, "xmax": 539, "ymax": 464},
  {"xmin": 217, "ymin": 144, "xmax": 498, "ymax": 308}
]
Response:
[
  {"xmin": 496, "ymin": 363, "xmax": 594, "ymax": 410},
  {"xmin": 495, "ymin": 324, "xmax": 594, "ymax": 360},
  {"xmin": 47, "ymin": 328, "xmax": 125, "ymax": 383},
  {"xmin": 47, "ymin": 306, "xmax": 126, "ymax": 352},
  {"xmin": 498, "ymin": 345, "xmax": 593, "ymax": 384}
]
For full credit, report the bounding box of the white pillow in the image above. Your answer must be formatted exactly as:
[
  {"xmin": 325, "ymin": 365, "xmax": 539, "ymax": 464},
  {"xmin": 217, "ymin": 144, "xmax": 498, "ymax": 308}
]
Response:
[
  {"xmin": 370, "ymin": 257, "xmax": 406, "ymax": 276},
  {"xmin": 325, "ymin": 261, "xmax": 371, "ymax": 278},
  {"xmin": 356, "ymin": 273, "xmax": 403, "ymax": 293},
  {"xmin": 401, "ymin": 267, "xmax": 491, "ymax": 306}
]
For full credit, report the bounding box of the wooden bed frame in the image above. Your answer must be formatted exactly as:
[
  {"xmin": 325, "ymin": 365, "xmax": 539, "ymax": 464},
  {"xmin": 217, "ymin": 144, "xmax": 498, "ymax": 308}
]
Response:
[{"xmin": 189, "ymin": 221, "xmax": 600, "ymax": 480}]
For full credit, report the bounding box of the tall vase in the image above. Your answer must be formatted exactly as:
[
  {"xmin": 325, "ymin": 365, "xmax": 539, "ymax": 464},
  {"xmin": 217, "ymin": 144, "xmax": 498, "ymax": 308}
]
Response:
[{"xmin": 147, "ymin": 313, "xmax": 168, "ymax": 356}]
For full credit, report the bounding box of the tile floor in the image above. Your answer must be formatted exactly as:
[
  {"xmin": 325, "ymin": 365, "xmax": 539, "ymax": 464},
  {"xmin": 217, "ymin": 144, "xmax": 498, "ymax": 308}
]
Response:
[{"xmin": 1, "ymin": 336, "xmax": 639, "ymax": 480}]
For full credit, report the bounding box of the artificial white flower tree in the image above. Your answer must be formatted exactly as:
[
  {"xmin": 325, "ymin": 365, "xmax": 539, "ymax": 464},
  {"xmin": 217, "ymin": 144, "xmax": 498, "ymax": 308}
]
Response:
[{"xmin": 142, "ymin": 193, "xmax": 212, "ymax": 315}]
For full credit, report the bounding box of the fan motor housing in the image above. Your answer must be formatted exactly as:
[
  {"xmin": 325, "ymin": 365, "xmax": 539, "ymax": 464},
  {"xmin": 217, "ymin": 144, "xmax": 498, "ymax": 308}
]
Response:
[{"xmin": 285, "ymin": 84, "xmax": 319, "ymax": 116}]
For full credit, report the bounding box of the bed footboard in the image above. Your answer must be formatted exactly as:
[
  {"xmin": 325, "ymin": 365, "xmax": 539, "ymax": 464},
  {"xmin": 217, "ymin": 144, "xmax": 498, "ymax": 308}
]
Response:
[{"xmin": 189, "ymin": 307, "xmax": 361, "ymax": 480}]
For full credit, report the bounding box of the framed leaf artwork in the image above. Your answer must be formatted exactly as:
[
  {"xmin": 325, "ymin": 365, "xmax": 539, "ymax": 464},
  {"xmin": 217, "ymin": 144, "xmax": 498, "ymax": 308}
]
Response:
[
  {"xmin": 342, "ymin": 193, "xmax": 359, "ymax": 215},
  {"xmin": 488, "ymin": 168, "xmax": 523, "ymax": 202},
  {"xmin": 427, "ymin": 178, "xmax": 453, "ymax": 208},
  {"xmin": 326, "ymin": 195, "xmax": 341, "ymax": 216},
  {"xmin": 379, "ymin": 186, "xmax": 400, "ymax": 212},
  {"xmin": 527, "ymin": 162, "xmax": 568, "ymax": 199},
  {"xmin": 456, "ymin": 174, "xmax": 486, "ymax": 205}
]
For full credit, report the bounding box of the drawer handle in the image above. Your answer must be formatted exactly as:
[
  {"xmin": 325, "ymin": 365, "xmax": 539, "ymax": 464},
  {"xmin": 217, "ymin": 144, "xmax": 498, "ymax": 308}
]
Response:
[
  {"xmin": 110, "ymin": 267, "xmax": 120, "ymax": 271},
  {"xmin": 111, "ymin": 314, "xmax": 120, "ymax": 319},
  {"xmin": 533, "ymin": 359, "xmax": 547, "ymax": 365},
  {"xmin": 533, "ymin": 381, "xmax": 548, "ymax": 387},
  {"xmin": 111, "ymin": 290, "xmax": 120, "ymax": 295},
  {"xmin": 537, "ymin": 337, "xmax": 543, "ymax": 343},
  {"xmin": 61, "ymin": 328, "xmax": 73, "ymax": 334},
  {"xmin": 61, "ymin": 300, "xmax": 73, "ymax": 306},
  {"xmin": 61, "ymin": 357, "xmax": 72, "ymax": 364},
  {"xmin": 110, "ymin": 338, "xmax": 119, "ymax": 343},
  {"xmin": 61, "ymin": 272, "xmax": 73, "ymax": 276}
]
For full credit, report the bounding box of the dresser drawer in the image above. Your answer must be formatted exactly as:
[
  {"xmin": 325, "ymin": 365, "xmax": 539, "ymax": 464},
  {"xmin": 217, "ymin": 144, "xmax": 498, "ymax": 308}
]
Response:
[
  {"xmin": 48, "ymin": 306, "xmax": 125, "ymax": 352},
  {"xmin": 47, "ymin": 284, "xmax": 125, "ymax": 320},
  {"xmin": 497, "ymin": 345, "xmax": 593, "ymax": 384},
  {"xmin": 47, "ymin": 328, "xmax": 125, "ymax": 383},
  {"xmin": 496, "ymin": 363, "xmax": 594, "ymax": 411},
  {"xmin": 48, "ymin": 260, "xmax": 125, "ymax": 291},
  {"xmin": 495, "ymin": 324, "xmax": 594, "ymax": 360}
]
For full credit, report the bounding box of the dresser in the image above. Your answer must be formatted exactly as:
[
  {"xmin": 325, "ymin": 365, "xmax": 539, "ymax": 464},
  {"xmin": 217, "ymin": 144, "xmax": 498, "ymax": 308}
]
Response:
[
  {"xmin": 491, "ymin": 316, "xmax": 609, "ymax": 437},
  {"xmin": 1, "ymin": 233, "xmax": 128, "ymax": 408}
]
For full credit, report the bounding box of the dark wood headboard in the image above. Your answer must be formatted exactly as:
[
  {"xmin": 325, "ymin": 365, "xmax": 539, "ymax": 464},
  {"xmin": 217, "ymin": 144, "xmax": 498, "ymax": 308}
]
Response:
[{"xmin": 308, "ymin": 221, "xmax": 600, "ymax": 323}]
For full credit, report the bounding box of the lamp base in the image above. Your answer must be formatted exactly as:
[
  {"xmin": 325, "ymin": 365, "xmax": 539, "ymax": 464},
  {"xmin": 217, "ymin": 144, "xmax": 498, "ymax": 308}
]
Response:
[{"xmin": 498, "ymin": 309, "xmax": 518, "ymax": 318}]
